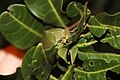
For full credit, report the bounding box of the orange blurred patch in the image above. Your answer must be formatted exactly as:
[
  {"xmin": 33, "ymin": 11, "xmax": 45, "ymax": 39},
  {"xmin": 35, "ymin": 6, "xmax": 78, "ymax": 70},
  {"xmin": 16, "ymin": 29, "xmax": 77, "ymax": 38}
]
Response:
[{"xmin": 3, "ymin": 45, "xmax": 25, "ymax": 59}]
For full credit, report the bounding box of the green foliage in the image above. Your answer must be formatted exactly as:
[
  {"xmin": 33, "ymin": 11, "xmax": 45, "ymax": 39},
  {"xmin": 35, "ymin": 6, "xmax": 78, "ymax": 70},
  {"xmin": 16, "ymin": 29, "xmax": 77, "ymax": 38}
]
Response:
[
  {"xmin": 21, "ymin": 43, "xmax": 52, "ymax": 80},
  {"xmin": 0, "ymin": 4, "xmax": 43, "ymax": 50},
  {"xmin": 0, "ymin": 0, "xmax": 120, "ymax": 80},
  {"xmin": 75, "ymin": 52, "xmax": 120, "ymax": 80},
  {"xmin": 24, "ymin": 0, "xmax": 69, "ymax": 27},
  {"xmin": 89, "ymin": 12, "xmax": 120, "ymax": 49}
]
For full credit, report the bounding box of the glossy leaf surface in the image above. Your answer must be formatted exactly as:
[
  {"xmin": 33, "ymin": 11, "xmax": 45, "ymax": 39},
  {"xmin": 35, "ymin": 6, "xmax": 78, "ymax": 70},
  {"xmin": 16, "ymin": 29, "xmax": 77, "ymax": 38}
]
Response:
[
  {"xmin": 0, "ymin": 4, "xmax": 43, "ymax": 50},
  {"xmin": 21, "ymin": 43, "xmax": 51, "ymax": 80},
  {"xmin": 24, "ymin": 0, "xmax": 69, "ymax": 27}
]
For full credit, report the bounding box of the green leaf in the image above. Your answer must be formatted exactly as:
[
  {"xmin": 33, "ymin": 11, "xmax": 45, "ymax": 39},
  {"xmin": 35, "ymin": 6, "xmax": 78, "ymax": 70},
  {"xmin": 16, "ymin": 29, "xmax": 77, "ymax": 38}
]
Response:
[
  {"xmin": 45, "ymin": 46, "xmax": 58, "ymax": 64},
  {"xmin": 57, "ymin": 62, "xmax": 67, "ymax": 72},
  {"xmin": 88, "ymin": 12, "xmax": 120, "ymax": 37},
  {"xmin": 21, "ymin": 46, "xmax": 35, "ymax": 80},
  {"xmin": 58, "ymin": 47, "xmax": 68, "ymax": 62},
  {"xmin": 101, "ymin": 33, "xmax": 120, "ymax": 49},
  {"xmin": 80, "ymin": 32, "xmax": 93, "ymax": 40},
  {"xmin": 24, "ymin": 0, "xmax": 69, "ymax": 27},
  {"xmin": 31, "ymin": 43, "xmax": 52, "ymax": 80},
  {"xmin": 94, "ymin": 12, "xmax": 120, "ymax": 49},
  {"xmin": 76, "ymin": 32, "xmax": 96, "ymax": 52},
  {"xmin": 76, "ymin": 51, "xmax": 120, "ymax": 80},
  {"xmin": 78, "ymin": 45, "xmax": 95, "ymax": 53},
  {"xmin": 78, "ymin": 52, "xmax": 120, "ymax": 63},
  {"xmin": 69, "ymin": 46, "xmax": 78, "ymax": 64},
  {"xmin": 88, "ymin": 16, "xmax": 107, "ymax": 37},
  {"xmin": 74, "ymin": 68, "xmax": 106, "ymax": 80},
  {"xmin": 66, "ymin": 1, "xmax": 90, "ymax": 18},
  {"xmin": 61, "ymin": 65, "xmax": 75, "ymax": 80},
  {"xmin": 57, "ymin": 37, "xmax": 96, "ymax": 64},
  {"xmin": 21, "ymin": 43, "xmax": 52, "ymax": 80},
  {"xmin": 66, "ymin": 2, "xmax": 82, "ymax": 17},
  {"xmin": 0, "ymin": 4, "xmax": 43, "ymax": 50},
  {"xmin": 76, "ymin": 38, "xmax": 97, "ymax": 48},
  {"xmin": 49, "ymin": 75, "xmax": 58, "ymax": 80},
  {"xmin": 15, "ymin": 68, "xmax": 24, "ymax": 80}
]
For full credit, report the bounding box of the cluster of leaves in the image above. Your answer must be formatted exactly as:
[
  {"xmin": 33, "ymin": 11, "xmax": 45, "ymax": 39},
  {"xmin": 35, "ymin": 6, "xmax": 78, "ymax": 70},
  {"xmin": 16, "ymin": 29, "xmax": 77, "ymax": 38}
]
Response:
[{"xmin": 0, "ymin": 0, "xmax": 120, "ymax": 80}]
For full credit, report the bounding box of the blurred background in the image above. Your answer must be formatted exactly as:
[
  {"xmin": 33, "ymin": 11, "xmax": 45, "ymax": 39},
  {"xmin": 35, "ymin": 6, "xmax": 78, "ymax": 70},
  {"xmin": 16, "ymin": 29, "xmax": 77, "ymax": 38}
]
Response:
[{"xmin": 0, "ymin": 0, "xmax": 23, "ymax": 14}]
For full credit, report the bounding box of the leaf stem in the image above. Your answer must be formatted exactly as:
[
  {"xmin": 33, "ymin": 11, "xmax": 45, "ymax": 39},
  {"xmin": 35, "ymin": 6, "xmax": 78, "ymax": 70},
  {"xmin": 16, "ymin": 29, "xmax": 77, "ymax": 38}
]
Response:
[{"xmin": 65, "ymin": 20, "xmax": 80, "ymax": 31}]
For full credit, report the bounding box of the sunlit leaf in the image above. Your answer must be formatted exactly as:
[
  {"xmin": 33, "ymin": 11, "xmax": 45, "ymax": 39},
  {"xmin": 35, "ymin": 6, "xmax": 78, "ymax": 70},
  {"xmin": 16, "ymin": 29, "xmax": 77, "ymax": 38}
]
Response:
[
  {"xmin": 61, "ymin": 65, "xmax": 75, "ymax": 80},
  {"xmin": 76, "ymin": 38, "xmax": 97, "ymax": 48},
  {"xmin": 49, "ymin": 75, "xmax": 58, "ymax": 80},
  {"xmin": 58, "ymin": 47, "xmax": 68, "ymax": 62},
  {"xmin": 69, "ymin": 46, "xmax": 78, "ymax": 64}
]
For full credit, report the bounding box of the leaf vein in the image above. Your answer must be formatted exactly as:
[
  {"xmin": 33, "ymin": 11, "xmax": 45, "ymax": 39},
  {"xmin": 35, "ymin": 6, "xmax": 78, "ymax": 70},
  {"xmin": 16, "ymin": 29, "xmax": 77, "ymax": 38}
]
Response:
[{"xmin": 8, "ymin": 12, "xmax": 42, "ymax": 38}]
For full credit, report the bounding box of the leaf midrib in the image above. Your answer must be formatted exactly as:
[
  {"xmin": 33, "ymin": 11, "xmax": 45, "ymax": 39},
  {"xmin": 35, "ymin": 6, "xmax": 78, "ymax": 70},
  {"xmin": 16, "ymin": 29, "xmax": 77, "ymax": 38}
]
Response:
[
  {"xmin": 102, "ymin": 34, "xmax": 120, "ymax": 41},
  {"xmin": 77, "ymin": 40, "xmax": 97, "ymax": 47},
  {"xmin": 8, "ymin": 12, "xmax": 42, "ymax": 38},
  {"xmin": 89, "ymin": 16, "xmax": 120, "ymax": 31},
  {"xmin": 74, "ymin": 63, "xmax": 120, "ymax": 74},
  {"xmin": 48, "ymin": 0, "xmax": 66, "ymax": 27},
  {"xmin": 78, "ymin": 52, "xmax": 120, "ymax": 63}
]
